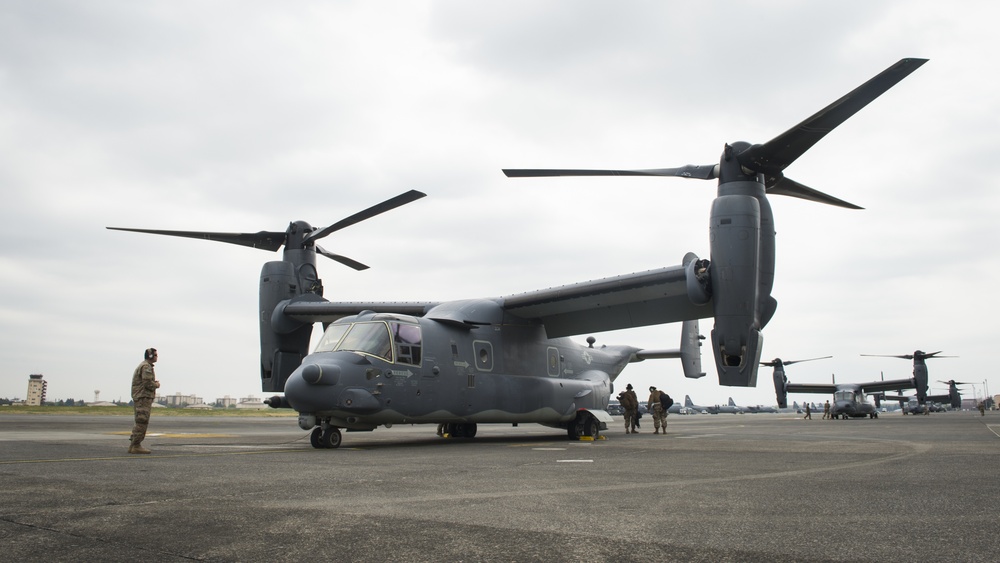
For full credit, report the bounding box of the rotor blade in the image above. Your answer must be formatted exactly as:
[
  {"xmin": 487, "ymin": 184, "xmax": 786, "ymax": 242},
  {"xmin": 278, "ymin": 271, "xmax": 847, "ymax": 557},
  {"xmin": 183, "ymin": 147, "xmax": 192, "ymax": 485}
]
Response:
[
  {"xmin": 765, "ymin": 176, "xmax": 863, "ymax": 210},
  {"xmin": 305, "ymin": 190, "xmax": 426, "ymax": 244},
  {"xmin": 502, "ymin": 165, "xmax": 717, "ymax": 180},
  {"xmin": 861, "ymin": 354, "xmax": 913, "ymax": 359},
  {"xmin": 106, "ymin": 227, "xmax": 286, "ymax": 252},
  {"xmin": 782, "ymin": 356, "xmax": 833, "ymax": 366},
  {"xmin": 908, "ymin": 351, "xmax": 957, "ymax": 360},
  {"xmin": 738, "ymin": 58, "xmax": 928, "ymax": 176},
  {"xmin": 315, "ymin": 245, "xmax": 369, "ymax": 271}
]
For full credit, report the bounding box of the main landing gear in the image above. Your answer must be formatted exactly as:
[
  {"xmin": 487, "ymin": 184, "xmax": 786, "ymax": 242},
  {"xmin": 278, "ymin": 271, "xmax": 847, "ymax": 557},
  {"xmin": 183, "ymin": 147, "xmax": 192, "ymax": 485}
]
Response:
[
  {"xmin": 438, "ymin": 422, "xmax": 478, "ymax": 438},
  {"xmin": 567, "ymin": 412, "xmax": 601, "ymax": 440}
]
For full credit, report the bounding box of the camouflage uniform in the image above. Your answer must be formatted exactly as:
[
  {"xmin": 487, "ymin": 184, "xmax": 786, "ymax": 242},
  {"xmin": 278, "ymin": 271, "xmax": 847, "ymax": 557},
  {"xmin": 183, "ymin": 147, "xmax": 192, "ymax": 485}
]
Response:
[
  {"xmin": 130, "ymin": 356, "xmax": 159, "ymax": 451},
  {"xmin": 618, "ymin": 386, "xmax": 639, "ymax": 433},
  {"xmin": 647, "ymin": 387, "xmax": 667, "ymax": 434}
]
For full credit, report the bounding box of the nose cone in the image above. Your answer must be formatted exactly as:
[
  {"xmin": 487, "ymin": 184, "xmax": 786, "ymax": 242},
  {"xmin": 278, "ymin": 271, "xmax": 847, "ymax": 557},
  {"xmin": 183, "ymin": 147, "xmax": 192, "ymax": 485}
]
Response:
[{"xmin": 283, "ymin": 352, "xmax": 382, "ymax": 414}]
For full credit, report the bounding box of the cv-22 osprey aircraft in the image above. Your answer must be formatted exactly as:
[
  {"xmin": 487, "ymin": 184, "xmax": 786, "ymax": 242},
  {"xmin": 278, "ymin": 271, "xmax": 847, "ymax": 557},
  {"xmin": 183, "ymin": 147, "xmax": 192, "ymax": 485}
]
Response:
[
  {"xmin": 109, "ymin": 58, "xmax": 925, "ymax": 448},
  {"xmin": 775, "ymin": 372, "xmax": 916, "ymax": 419},
  {"xmin": 883, "ymin": 380, "xmax": 966, "ymax": 414},
  {"xmin": 770, "ymin": 355, "xmax": 921, "ymax": 419}
]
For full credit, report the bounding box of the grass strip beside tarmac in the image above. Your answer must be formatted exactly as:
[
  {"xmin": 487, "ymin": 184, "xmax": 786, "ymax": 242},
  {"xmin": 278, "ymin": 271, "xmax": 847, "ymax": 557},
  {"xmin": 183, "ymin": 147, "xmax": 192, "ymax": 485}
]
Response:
[{"xmin": 0, "ymin": 405, "xmax": 297, "ymax": 417}]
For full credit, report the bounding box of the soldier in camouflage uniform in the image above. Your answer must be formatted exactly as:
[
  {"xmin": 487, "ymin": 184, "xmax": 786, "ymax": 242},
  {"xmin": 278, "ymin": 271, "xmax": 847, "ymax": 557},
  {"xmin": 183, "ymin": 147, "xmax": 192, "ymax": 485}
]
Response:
[
  {"xmin": 618, "ymin": 384, "xmax": 639, "ymax": 433},
  {"xmin": 647, "ymin": 386, "xmax": 668, "ymax": 435},
  {"xmin": 129, "ymin": 347, "xmax": 160, "ymax": 454}
]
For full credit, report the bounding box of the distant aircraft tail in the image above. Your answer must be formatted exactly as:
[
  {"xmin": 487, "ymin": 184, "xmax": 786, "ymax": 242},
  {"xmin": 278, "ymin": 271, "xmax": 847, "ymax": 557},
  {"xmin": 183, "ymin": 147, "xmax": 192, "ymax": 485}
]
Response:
[{"xmin": 685, "ymin": 395, "xmax": 693, "ymax": 407}]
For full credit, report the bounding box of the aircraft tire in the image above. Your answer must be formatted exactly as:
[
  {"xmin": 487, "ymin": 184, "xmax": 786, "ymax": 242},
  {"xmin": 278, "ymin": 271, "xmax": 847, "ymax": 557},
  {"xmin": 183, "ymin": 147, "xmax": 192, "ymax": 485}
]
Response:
[
  {"xmin": 321, "ymin": 427, "xmax": 342, "ymax": 449},
  {"xmin": 568, "ymin": 413, "xmax": 599, "ymax": 440},
  {"xmin": 583, "ymin": 416, "xmax": 600, "ymax": 440},
  {"xmin": 310, "ymin": 427, "xmax": 323, "ymax": 449}
]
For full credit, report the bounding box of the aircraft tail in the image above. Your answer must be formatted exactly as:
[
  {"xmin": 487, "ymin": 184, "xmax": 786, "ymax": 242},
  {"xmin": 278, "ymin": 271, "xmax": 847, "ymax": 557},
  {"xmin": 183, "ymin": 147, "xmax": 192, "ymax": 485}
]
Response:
[
  {"xmin": 685, "ymin": 395, "xmax": 693, "ymax": 407},
  {"xmin": 631, "ymin": 320, "xmax": 706, "ymax": 379}
]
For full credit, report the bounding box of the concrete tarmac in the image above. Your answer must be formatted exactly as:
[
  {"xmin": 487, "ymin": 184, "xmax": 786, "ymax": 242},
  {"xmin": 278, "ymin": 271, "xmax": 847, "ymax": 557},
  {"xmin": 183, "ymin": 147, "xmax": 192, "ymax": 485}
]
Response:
[{"xmin": 1, "ymin": 410, "xmax": 998, "ymax": 562}]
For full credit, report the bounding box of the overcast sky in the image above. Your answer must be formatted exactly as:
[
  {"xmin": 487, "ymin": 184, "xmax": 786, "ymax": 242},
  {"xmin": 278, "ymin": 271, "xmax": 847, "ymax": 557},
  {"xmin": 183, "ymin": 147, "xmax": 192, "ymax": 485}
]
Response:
[{"xmin": 2, "ymin": 1, "xmax": 998, "ymax": 409}]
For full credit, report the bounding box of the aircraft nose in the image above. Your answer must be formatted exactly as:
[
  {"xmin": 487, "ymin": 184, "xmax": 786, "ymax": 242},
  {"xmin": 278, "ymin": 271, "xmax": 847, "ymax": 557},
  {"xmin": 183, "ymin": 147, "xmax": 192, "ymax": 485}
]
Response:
[
  {"xmin": 283, "ymin": 356, "xmax": 382, "ymax": 414},
  {"xmin": 284, "ymin": 362, "xmax": 344, "ymax": 412}
]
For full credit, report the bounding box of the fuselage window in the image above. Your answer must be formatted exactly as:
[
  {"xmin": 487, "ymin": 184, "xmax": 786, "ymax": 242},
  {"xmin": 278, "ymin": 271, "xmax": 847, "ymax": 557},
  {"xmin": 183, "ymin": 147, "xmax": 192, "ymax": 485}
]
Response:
[
  {"xmin": 474, "ymin": 340, "xmax": 493, "ymax": 372},
  {"xmin": 391, "ymin": 322, "xmax": 422, "ymax": 366}
]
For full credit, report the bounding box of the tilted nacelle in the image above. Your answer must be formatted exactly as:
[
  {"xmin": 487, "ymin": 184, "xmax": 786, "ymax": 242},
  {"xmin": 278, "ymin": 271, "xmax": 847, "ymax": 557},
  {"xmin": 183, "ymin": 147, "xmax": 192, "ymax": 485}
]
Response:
[
  {"xmin": 259, "ymin": 259, "xmax": 321, "ymax": 393},
  {"xmin": 706, "ymin": 178, "xmax": 768, "ymax": 387}
]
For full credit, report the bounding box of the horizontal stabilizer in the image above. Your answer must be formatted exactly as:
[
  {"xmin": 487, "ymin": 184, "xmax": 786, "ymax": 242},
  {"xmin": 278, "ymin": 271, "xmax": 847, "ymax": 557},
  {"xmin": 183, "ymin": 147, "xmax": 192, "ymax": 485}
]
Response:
[{"xmin": 631, "ymin": 320, "xmax": 706, "ymax": 379}]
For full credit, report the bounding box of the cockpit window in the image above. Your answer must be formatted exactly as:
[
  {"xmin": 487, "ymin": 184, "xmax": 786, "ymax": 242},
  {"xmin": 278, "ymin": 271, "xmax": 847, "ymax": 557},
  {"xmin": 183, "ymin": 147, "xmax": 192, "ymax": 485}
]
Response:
[
  {"xmin": 338, "ymin": 322, "xmax": 393, "ymax": 361},
  {"xmin": 314, "ymin": 323, "xmax": 350, "ymax": 353},
  {"xmin": 314, "ymin": 320, "xmax": 421, "ymax": 365},
  {"xmin": 391, "ymin": 322, "xmax": 422, "ymax": 366}
]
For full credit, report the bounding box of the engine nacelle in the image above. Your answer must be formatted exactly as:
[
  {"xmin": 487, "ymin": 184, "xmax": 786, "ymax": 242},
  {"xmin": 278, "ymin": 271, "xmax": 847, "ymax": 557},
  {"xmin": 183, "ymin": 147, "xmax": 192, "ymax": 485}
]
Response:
[
  {"xmin": 259, "ymin": 261, "xmax": 316, "ymax": 393},
  {"xmin": 773, "ymin": 368, "xmax": 788, "ymax": 409},
  {"xmin": 913, "ymin": 362, "xmax": 928, "ymax": 404},
  {"xmin": 708, "ymin": 184, "xmax": 764, "ymax": 387}
]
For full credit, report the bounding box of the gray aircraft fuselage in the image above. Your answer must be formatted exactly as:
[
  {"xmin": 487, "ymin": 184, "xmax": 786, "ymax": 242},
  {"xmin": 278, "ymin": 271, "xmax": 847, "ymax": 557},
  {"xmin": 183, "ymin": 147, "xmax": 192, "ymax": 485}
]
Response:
[
  {"xmin": 828, "ymin": 388, "xmax": 879, "ymax": 419},
  {"xmin": 283, "ymin": 307, "xmax": 635, "ymax": 433}
]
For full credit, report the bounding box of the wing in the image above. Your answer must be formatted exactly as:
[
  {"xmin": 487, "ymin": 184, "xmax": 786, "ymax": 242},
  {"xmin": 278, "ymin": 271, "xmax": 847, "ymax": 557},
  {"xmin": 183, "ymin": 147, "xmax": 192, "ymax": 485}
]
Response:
[
  {"xmin": 501, "ymin": 262, "xmax": 710, "ymax": 338},
  {"xmin": 281, "ymin": 254, "xmax": 709, "ymax": 335},
  {"xmin": 785, "ymin": 383, "xmax": 838, "ymax": 395},
  {"xmin": 924, "ymin": 393, "xmax": 951, "ymax": 403},
  {"xmin": 881, "ymin": 394, "xmax": 911, "ymax": 404},
  {"xmin": 858, "ymin": 378, "xmax": 916, "ymax": 395}
]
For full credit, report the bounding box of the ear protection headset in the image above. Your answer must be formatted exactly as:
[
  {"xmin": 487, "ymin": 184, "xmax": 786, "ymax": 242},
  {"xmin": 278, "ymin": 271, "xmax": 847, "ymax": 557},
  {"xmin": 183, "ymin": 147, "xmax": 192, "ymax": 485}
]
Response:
[{"xmin": 144, "ymin": 348, "xmax": 157, "ymax": 360}]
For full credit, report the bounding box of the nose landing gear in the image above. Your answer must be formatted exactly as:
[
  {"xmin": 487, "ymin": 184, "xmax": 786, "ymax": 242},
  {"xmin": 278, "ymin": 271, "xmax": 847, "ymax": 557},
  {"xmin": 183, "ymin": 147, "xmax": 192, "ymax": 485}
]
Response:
[{"xmin": 310, "ymin": 426, "xmax": 342, "ymax": 449}]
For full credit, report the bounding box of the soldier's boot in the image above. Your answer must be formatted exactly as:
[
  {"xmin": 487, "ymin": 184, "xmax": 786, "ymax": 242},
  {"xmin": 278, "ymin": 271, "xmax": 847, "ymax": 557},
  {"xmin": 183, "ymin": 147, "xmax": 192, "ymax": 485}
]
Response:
[
  {"xmin": 631, "ymin": 427, "xmax": 637, "ymax": 433},
  {"xmin": 654, "ymin": 429, "xmax": 659, "ymax": 434},
  {"xmin": 128, "ymin": 443, "xmax": 151, "ymax": 454},
  {"xmin": 625, "ymin": 428, "xmax": 631, "ymax": 434}
]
